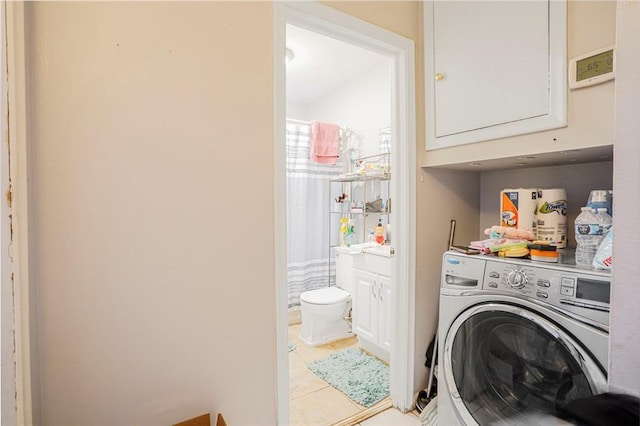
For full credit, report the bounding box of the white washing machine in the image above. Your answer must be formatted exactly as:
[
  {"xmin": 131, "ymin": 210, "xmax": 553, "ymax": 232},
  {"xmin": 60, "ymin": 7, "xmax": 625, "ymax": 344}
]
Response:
[{"xmin": 438, "ymin": 251, "xmax": 610, "ymax": 425}]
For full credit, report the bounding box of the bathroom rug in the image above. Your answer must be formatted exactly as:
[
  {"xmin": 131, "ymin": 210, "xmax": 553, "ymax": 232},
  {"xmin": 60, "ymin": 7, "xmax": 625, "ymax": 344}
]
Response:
[{"xmin": 307, "ymin": 347, "xmax": 389, "ymax": 407}]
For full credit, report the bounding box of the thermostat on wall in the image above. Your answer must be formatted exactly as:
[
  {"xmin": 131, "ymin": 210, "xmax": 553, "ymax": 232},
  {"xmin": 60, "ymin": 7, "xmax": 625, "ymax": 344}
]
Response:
[{"xmin": 569, "ymin": 45, "xmax": 615, "ymax": 89}]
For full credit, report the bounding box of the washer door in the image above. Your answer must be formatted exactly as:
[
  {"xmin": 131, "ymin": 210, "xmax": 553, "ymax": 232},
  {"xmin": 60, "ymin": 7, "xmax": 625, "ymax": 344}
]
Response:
[{"xmin": 444, "ymin": 303, "xmax": 607, "ymax": 426}]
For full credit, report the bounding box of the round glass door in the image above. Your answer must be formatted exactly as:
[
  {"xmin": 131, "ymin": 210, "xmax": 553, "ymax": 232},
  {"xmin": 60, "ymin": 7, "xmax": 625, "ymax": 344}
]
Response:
[{"xmin": 444, "ymin": 303, "xmax": 607, "ymax": 425}]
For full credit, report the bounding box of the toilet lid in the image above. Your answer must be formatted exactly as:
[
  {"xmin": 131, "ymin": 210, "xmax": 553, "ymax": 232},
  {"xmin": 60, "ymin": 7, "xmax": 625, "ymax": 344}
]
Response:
[{"xmin": 300, "ymin": 287, "xmax": 350, "ymax": 305}]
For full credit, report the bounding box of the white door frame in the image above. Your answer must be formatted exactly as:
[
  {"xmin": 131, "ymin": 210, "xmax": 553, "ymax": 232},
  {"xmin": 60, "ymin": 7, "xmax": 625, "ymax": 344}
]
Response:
[
  {"xmin": 4, "ymin": 2, "xmax": 33, "ymax": 425},
  {"xmin": 273, "ymin": 2, "xmax": 416, "ymax": 423}
]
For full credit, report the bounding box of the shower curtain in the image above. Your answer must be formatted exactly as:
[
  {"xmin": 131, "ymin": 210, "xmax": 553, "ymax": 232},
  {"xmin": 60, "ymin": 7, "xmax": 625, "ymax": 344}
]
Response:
[{"xmin": 286, "ymin": 121, "xmax": 342, "ymax": 308}]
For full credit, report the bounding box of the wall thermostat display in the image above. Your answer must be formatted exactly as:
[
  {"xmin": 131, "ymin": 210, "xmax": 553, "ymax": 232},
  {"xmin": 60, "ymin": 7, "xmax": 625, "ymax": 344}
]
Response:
[{"xmin": 569, "ymin": 45, "xmax": 615, "ymax": 89}]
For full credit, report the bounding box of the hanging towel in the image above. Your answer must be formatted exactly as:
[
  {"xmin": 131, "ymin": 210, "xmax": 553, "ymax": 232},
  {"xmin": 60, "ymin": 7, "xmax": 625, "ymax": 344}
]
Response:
[{"xmin": 310, "ymin": 121, "xmax": 340, "ymax": 165}]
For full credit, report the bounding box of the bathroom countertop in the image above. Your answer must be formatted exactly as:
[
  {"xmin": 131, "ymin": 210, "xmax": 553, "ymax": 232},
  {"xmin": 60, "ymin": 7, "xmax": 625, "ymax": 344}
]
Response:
[
  {"xmin": 334, "ymin": 243, "xmax": 392, "ymax": 257},
  {"xmin": 363, "ymin": 245, "xmax": 392, "ymax": 258},
  {"xmin": 334, "ymin": 242, "xmax": 377, "ymax": 255}
]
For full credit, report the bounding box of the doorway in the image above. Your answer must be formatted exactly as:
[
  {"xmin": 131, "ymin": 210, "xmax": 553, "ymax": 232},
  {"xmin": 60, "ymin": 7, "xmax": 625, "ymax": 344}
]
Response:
[
  {"xmin": 286, "ymin": 22, "xmax": 392, "ymax": 424},
  {"xmin": 274, "ymin": 3, "xmax": 416, "ymax": 424}
]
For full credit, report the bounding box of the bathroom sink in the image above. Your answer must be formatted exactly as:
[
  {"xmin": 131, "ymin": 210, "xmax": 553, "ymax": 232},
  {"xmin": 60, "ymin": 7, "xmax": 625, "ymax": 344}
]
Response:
[
  {"xmin": 363, "ymin": 245, "xmax": 392, "ymax": 258},
  {"xmin": 334, "ymin": 242, "xmax": 377, "ymax": 255},
  {"xmin": 354, "ymin": 245, "xmax": 392, "ymax": 276}
]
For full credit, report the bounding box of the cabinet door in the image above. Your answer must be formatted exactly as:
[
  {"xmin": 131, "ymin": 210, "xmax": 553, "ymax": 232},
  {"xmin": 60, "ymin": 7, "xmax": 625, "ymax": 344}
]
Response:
[
  {"xmin": 377, "ymin": 275, "xmax": 392, "ymax": 353},
  {"xmin": 353, "ymin": 269, "xmax": 378, "ymax": 343},
  {"xmin": 424, "ymin": 1, "xmax": 567, "ymax": 149}
]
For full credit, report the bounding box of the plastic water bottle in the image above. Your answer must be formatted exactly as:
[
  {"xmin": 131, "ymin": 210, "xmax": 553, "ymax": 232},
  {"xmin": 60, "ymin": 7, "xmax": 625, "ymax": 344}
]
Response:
[
  {"xmin": 595, "ymin": 208, "xmax": 613, "ymax": 237},
  {"xmin": 575, "ymin": 207, "xmax": 601, "ymax": 267},
  {"xmin": 587, "ymin": 190, "xmax": 612, "ymax": 216}
]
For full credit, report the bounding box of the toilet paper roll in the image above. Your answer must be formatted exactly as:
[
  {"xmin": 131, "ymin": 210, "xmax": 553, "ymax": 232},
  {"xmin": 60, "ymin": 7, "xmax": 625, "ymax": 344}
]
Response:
[
  {"xmin": 500, "ymin": 188, "xmax": 538, "ymax": 231},
  {"xmin": 536, "ymin": 188, "xmax": 568, "ymax": 248}
]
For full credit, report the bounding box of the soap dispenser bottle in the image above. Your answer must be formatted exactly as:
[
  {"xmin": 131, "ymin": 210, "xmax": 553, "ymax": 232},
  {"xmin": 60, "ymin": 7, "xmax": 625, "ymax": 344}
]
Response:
[{"xmin": 375, "ymin": 219, "xmax": 385, "ymax": 245}]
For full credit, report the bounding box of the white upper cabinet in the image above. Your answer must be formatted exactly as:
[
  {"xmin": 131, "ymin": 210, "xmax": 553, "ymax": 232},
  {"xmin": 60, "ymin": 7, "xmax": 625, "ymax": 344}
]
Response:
[{"xmin": 424, "ymin": 1, "xmax": 567, "ymax": 150}]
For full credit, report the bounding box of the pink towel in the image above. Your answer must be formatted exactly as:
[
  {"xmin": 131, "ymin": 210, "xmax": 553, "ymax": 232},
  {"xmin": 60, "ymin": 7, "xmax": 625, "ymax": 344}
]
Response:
[{"xmin": 310, "ymin": 121, "xmax": 340, "ymax": 165}]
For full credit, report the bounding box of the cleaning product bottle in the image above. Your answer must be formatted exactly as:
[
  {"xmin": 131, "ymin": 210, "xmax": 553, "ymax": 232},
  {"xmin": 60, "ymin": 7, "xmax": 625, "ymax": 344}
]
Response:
[
  {"xmin": 345, "ymin": 221, "xmax": 356, "ymax": 247},
  {"xmin": 375, "ymin": 219, "xmax": 385, "ymax": 245},
  {"xmin": 367, "ymin": 229, "xmax": 375, "ymax": 242},
  {"xmin": 339, "ymin": 217, "xmax": 349, "ymax": 247}
]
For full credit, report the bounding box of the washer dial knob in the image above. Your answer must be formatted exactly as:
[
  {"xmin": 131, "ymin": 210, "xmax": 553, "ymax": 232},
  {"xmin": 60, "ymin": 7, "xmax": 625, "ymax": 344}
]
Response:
[{"xmin": 507, "ymin": 269, "xmax": 527, "ymax": 289}]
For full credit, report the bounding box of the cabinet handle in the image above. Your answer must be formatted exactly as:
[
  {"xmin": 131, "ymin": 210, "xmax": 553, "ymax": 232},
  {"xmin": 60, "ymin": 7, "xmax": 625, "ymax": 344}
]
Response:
[
  {"xmin": 371, "ymin": 282, "xmax": 376, "ymax": 298},
  {"xmin": 435, "ymin": 73, "xmax": 444, "ymax": 81},
  {"xmin": 379, "ymin": 282, "xmax": 383, "ymax": 302}
]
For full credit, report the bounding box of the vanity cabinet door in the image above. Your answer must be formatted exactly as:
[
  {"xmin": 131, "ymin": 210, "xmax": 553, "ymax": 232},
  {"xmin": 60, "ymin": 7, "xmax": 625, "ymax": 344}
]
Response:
[
  {"xmin": 353, "ymin": 269, "xmax": 378, "ymax": 343},
  {"xmin": 377, "ymin": 274, "xmax": 393, "ymax": 353},
  {"xmin": 424, "ymin": 0, "xmax": 566, "ymax": 149}
]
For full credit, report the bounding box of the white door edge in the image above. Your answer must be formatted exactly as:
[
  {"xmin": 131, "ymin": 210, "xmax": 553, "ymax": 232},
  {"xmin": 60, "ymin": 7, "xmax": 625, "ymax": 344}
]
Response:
[
  {"xmin": 4, "ymin": 2, "xmax": 34, "ymax": 425},
  {"xmin": 274, "ymin": 2, "xmax": 417, "ymax": 423}
]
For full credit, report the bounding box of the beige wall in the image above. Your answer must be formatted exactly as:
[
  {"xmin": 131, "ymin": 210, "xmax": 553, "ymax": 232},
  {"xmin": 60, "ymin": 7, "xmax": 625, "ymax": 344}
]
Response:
[
  {"xmin": 415, "ymin": 167, "xmax": 480, "ymax": 391},
  {"xmin": 26, "ymin": 2, "xmax": 275, "ymax": 424},
  {"xmin": 323, "ymin": 1, "xmax": 419, "ymax": 41},
  {"xmin": 24, "ymin": 1, "xmax": 427, "ymax": 424}
]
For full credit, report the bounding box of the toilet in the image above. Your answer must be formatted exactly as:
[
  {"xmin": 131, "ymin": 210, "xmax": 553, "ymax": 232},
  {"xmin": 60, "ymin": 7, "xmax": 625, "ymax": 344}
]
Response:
[{"xmin": 299, "ymin": 249, "xmax": 354, "ymax": 346}]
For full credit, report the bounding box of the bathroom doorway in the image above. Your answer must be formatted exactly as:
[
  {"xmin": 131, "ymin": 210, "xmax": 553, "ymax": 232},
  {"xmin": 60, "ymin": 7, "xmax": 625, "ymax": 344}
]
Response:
[
  {"xmin": 285, "ymin": 22, "xmax": 392, "ymax": 425},
  {"xmin": 284, "ymin": 22, "xmax": 391, "ymax": 330},
  {"xmin": 274, "ymin": 3, "xmax": 416, "ymax": 424}
]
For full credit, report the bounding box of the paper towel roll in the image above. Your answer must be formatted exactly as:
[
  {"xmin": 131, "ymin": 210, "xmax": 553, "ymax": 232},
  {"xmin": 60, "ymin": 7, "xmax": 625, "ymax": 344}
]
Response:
[
  {"xmin": 500, "ymin": 188, "xmax": 538, "ymax": 231},
  {"xmin": 536, "ymin": 188, "xmax": 568, "ymax": 248}
]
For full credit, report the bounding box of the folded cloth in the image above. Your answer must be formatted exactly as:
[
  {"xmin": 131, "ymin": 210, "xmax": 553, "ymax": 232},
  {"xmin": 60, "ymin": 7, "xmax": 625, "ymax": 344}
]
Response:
[
  {"xmin": 470, "ymin": 238, "xmax": 529, "ymax": 253},
  {"xmin": 310, "ymin": 121, "xmax": 340, "ymax": 164}
]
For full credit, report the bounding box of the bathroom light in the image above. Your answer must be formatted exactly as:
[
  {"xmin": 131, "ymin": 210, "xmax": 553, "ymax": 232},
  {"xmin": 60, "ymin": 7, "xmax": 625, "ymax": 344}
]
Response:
[{"xmin": 285, "ymin": 47, "xmax": 295, "ymax": 64}]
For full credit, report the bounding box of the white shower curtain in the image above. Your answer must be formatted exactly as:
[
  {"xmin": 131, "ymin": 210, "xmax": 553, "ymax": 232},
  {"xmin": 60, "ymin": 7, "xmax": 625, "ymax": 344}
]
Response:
[{"xmin": 286, "ymin": 121, "xmax": 342, "ymax": 308}]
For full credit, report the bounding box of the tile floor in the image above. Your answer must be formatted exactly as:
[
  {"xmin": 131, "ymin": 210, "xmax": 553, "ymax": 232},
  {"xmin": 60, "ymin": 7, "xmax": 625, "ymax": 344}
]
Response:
[{"xmin": 289, "ymin": 324, "xmax": 421, "ymax": 426}]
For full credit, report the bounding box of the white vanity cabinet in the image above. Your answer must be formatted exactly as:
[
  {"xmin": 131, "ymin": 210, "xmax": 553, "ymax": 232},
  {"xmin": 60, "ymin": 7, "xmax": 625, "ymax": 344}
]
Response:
[
  {"xmin": 424, "ymin": 0, "xmax": 567, "ymax": 150},
  {"xmin": 352, "ymin": 251, "xmax": 392, "ymax": 362}
]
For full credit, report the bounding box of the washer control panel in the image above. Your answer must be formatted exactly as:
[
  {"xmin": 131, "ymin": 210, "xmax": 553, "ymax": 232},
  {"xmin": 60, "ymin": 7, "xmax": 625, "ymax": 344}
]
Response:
[
  {"xmin": 481, "ymin": 257, "xmax": 610, "ymax": 326},
  {"xmin": 441, "ymin": 252, "xmax": 611, "ymax": 326}
]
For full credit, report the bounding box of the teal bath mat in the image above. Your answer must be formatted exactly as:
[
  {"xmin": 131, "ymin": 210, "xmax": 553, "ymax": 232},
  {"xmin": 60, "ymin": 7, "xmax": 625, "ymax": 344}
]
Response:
[{"xmin": 307, "ymin": 348, "xmax": 389, "ymax": 407}]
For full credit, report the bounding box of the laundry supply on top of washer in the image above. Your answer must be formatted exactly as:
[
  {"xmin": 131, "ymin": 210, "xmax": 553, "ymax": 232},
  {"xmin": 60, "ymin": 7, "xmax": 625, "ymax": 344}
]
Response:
[
  {"xmin": 592, "ymin": 227, "xmax": 613, "ymax": 270},
  {"xmin": 459, "ymin": 188, "xmax": 613, "ymax": 268},
  {"xmin": 575, "ymin": 190, "xmax": 613, "ymax": 269},
  {"xmin": 500, "ymin": 188, "xmax": 567, "ymax": 247},
  {"xmin": 500, "ymin": 188, "xmax": 538, "ymax": 232},
  {"xmin": 575, "ymin": 207, "xmax": 603, "ymax": 267},
  {"xmin": 468, "ymin": 225, "xmax": 535, "ymax": 257},
  {"xmin": 586, "ymin": 189, "xmax": 613, "ymax": 215},
  {"xmin": 536, "ymin": 188, "xmax": 568, "ymax": 248},
  {"xmin": 528, "ymin": 241, "xmax": 559, "ymax": 263}
]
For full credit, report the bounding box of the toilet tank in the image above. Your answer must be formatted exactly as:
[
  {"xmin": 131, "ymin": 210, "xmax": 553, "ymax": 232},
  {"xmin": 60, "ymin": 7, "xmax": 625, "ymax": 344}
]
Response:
[{"xmin": 334, "ymin": 248, "xmax": 356, "ymax": 293}]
